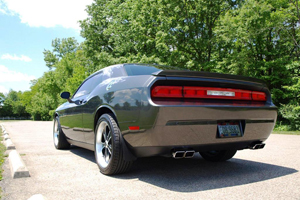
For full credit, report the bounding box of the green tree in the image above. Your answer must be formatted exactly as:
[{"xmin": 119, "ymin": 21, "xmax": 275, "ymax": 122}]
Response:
[
  {"xmin": 0, "ymin": 92, "xmax": 10, "ymax": 117},
  {"xmin": 80, "ymin": 0, "xmax": 241, "ymax": 70},
  {"xmin": 216, "ymin": 0, "xmax": 300, "ymax": 126},
  {"xmin": 1, "ymin": 90, "xmax": 29, "ymax": 117},
  {"xmin": 43, "ymin": 37, "xmax": 79, "ymax": 69},
  {"xmin": 0, "ymin": 93, "xmax": 4, "ymax": 106},
  {"xmin": 24, "ymin": 38, "xmax": 90, "ymax": 120}
]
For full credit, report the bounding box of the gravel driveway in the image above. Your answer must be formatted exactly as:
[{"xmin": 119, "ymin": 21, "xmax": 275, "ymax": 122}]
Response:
[{"xmin": 0, "ymin": 121, "xmax": 299, "ymax": 200}]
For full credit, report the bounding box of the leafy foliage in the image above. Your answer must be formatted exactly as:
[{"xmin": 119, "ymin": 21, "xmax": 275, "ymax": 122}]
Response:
[
  {"xmin": 80, "ymin": 0, "xmax": 242, "ymax": 70},
  {"xmin": 0, "ymin": 90, "xmax": 29, "ymax": 118},
  {"xmin": 13, "ymin": 39, "xmax": 90, "ymax": 120},
  {"xmin": 43, "ymin": 38, "xmax": 79, "ymax": 69}
]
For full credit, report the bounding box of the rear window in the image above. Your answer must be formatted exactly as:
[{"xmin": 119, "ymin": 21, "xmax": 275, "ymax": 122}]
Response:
[{"xmin": 124, "ymin": 64, "xmax": 161, "ymax": 76}]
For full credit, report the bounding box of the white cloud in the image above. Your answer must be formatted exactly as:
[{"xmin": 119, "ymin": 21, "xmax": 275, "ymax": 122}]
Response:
[
  {"xmin": 0, "ymin": 65, "xmax": 35, "ymax": 83},
  {"xmin": 0, "ymin": 85, "xmax": 8, "ymax": 94},
  {"xmin": 0, "ymin": 0, "xmax": 93, "ymax": 30},
  {"xmin": 0, "ymin": 1, "xmax": 8, "ymax": 14},
  {"xmin": 1, "ymin": 54, "xmax": 32, "ymax": 62},
  {"xmin": 0, "ymin": 8, "xmax": 7, "ymax": 15}
]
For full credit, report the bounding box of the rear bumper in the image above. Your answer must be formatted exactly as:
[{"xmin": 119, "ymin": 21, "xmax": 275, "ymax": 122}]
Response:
[{"xmin": 122, "ymin": 106, "xmax": 277, "ymax": 157}]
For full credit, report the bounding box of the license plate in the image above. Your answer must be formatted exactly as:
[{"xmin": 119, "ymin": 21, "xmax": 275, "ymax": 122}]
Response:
[{"xmin": 218, "ymin": 121, "xmax": 242, "ymax": 138}]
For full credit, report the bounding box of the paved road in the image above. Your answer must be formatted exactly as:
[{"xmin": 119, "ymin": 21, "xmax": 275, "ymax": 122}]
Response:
[{"xmin": 0, "ymin": 121, "xmax": 299, "ymax": 200}]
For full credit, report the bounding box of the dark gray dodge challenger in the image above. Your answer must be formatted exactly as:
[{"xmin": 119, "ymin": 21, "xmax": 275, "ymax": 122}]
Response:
[{"xmin": 53, "ymin": 64, "xmax": 277, "ymax": 175}]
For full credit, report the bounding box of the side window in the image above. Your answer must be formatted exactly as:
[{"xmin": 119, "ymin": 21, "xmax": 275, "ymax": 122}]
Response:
[{"xmin": 73, "ymin": 73, "xmax": 103, "ymax": 99}]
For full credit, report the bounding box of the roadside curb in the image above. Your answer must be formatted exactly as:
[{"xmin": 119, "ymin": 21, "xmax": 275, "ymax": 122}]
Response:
[
  {"xmin": 1, "ymin": 124, "xmax": 30, "ymax": 179},
  {"xmin": 9, "ymin": 150, "xmax": 30, "ymax": 178},
  {"xmin": 2, "ymin": 126, "xmax": 15, "ymax": 150},
  {"xmin": 3, "ymin": 132, "xmax": 10, "ymax": 140},
  {"xmin": 27, "ymin": 194, "xmax": 47, "ymax": 200},
  {"xmin": 5, "ymin": 139, "xmax": 16, "ymax": 150}
]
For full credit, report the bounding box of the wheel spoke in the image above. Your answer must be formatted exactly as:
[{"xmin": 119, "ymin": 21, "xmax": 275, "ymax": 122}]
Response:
[
  {"xmin": 103, "ymin": 127, "xmax": 107, "ymax": 141},
  {"xmin": 107, "ymin": 148, "xmax": 111, "ymax": 160},
  {"xmin": 104, "ymin": 148, "xmax": 108, "ymax": 162},
  {"xmin": 107, "ymin": 131, "xmax": 111, "ymax": 142},
  {"xmin": 107, "ymin": 145, "xmax": 112, "ymax": 154}
]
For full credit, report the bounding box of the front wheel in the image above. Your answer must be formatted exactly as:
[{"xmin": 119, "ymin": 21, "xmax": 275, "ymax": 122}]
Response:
[
  {"xmin": 94, "ymin": 114, "xmax": 133, "ymax": 175},
  {"xmin": 200, "ymin": 149, "xmax": 237, "ymax": 162},
  {"xmin": 53, "ymin": 116, "xmax": 70, "ymax": 149}
]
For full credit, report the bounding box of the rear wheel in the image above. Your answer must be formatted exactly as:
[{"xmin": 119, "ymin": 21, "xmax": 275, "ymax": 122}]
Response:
[
  {"xmin": 53, "ymin": 116, "xmax": 70, "ymax": 149},
  {"xmin": 94, "ymin": 113, "xmax": 133, "ymax": 175},
  {"xmin": 200, "ymin": 149, "xmax": 237, "ymax": 162}
]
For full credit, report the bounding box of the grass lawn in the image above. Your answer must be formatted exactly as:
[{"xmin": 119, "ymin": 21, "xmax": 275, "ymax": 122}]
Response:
[
  {"xmin": 0, "ymin": 120, "xmax": 31, "ymax": 123},
  {"xmin": 0, "ymin": 125, "xmax": 7, "ymax": 199},
  {"xmin": 0, "ymin": 126, "xmax": 6, "ymax": 180},
  {"xmin": 272, "ymin": 131, "xmax": 300, "ymax": 135}
]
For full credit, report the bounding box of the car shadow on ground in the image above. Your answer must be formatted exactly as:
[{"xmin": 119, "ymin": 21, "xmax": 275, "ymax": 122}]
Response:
[
  {"xmin": 70, "ymin": 146, "xmax": 96, "ymax": 163},
  {"xmin": 70, "ymin": 147, "xmax": 297, "ymax": 192}
]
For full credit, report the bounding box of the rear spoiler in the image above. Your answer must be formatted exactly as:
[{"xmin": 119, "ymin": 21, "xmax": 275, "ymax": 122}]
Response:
[{"xmin": 152, "ymin": 70, "xmax": 266, "ymax": 86}]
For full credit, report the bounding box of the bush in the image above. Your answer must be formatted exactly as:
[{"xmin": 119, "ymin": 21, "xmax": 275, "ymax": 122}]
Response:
[
  {"xmin": 49, "ymin": 110, "xmax": 55, "ymax": 120},
  {"xmin": 280, "ymin": 103, "xmax": 300, "ymax": 131}
]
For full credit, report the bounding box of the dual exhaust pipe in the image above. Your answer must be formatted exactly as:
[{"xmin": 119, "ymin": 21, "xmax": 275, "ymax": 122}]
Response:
[
  {"xmin": 249, "ymin": 143, "xmax": 265, "ymax": 150},
  {"xmin": 172, "ymin": 150, "xmax": 195, "ymax": 159},
  {"xmin": 172, "ymin": 143, "xmax": 265, "ymax": 159}
]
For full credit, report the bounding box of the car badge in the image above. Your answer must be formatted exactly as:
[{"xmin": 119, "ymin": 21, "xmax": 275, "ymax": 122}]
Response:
[{"xmin": 106, "ymin": 80, "xmax": 116, "ymax": 91}]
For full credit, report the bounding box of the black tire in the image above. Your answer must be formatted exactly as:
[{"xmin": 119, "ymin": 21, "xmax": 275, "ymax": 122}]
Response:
[
  {"xmin": 53, "ymin": 116, "xmax": 70, "ymax": 149},
  {"xmin": 200, "ymin": 149, "xmax": 237, "ymax": 162},
  {"xmin": 94, "ymin": 113, "xmax": 133, "ymax": 175}
]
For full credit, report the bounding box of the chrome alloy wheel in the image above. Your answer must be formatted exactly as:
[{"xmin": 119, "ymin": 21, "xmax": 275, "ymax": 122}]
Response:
[
  {"xmin": 95, "ymin": 121, "xmax": 112, "ymax": 168},
  {"xmin": 53, "ymin": 119, "xmax": 59, "ymax": 147}
]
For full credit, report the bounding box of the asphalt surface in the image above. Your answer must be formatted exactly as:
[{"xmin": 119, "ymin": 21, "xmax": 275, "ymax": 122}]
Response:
[{"xmin": 0, "ymin": 121, "xmax": 299, "ymax": 200}]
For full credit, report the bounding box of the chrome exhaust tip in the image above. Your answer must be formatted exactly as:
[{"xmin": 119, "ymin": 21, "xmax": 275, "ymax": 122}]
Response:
[
  {"xmin": 184, "ymin": 150, "xmax": 195, "ymax": 158},
  {"xmin": 172, "ymin": 150, "xmax": 195, "ymax": 158},
  {"xmin": 250, "ymin": 143, "xmax": 265, "ymax": 150},
  {"xmin": 172, "ymin": 151, "xmax": 185, "ymax": 159}
]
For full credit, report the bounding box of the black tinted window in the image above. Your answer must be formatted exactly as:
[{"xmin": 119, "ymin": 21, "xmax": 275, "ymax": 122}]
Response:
[
  {"xmin": 124, "ymin": 65, "xmax": 160, "ymax": 76},
  {"xmin": 73, "ymin": 73, "xmax": 103, "ymax": 98}
]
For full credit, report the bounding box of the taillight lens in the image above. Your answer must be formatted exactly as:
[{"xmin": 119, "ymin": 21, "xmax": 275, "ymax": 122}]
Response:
[
  {"xmin": 184, "ymin": 87, "xmax": 207, "ymax": 98},
  {"xmin": 252, "ymin": 91, "xmax": 267, "ymax": 101},
  {"xmin": 151, "ymin": 86, "xmax": 267, "ymax": 101},
  {"xmin": 151, "ymin": 86, "xmax": 183, "ymax": 98}
]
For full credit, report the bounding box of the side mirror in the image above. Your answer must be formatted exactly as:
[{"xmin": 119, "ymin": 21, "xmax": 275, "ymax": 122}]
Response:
[
  {"xmin": 60, "ymin": 92, "xmax": 70, "ymax": 99},
  {"xmin": 60, "ymin": 92, "xmax": 73, "ymax": 103}
]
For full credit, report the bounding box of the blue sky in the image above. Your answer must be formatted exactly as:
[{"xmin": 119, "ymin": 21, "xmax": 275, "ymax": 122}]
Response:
[{"xmin": 0, "ymin": 0, "xmax": 93, "ymax": 94}]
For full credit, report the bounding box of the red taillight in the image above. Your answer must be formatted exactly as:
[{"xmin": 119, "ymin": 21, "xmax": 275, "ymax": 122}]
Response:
[
  {"xmin": 235, "ymin": 90, "xmax": 252, "ymax": 100},
  {"xmin": 252, "ymin": 91, "xmax": 267, "ymax": 101},
  {"xmin": 184, "ymin": 87, "xmax": 207, "ymax": 98},
  {"xmin": 151, "ymin": 86, "xmax": 183, "ymax": 98},
  {"xmin": 151, "ymin": 86, "xmax": 267, "ymax": 101}
]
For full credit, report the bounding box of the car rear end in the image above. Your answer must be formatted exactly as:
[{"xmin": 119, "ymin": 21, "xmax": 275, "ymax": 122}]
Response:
[{"xmin": 121, "ymin": 65, "xmax": 277, "ymax": 158}]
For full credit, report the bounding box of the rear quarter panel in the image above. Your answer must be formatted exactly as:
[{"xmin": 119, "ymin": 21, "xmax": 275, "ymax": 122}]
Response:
[{"xmin": 87, "ymin": 75, "xmax": 156, "ymax": 133}]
